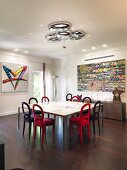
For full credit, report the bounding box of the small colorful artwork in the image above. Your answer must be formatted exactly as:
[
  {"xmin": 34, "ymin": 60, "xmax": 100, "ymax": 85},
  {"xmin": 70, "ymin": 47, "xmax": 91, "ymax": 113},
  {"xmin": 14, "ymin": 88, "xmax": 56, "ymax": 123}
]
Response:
[{"xmin": 2, "ymin": 63, "xmax": 28, "ymax": 92}]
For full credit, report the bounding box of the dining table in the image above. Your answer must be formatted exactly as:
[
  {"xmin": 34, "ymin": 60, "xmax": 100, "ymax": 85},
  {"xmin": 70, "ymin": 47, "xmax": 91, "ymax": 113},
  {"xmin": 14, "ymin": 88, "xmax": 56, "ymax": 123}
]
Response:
[{"xmin": 17, "ymin": 101, "xmax": 95, "ymax": 149}]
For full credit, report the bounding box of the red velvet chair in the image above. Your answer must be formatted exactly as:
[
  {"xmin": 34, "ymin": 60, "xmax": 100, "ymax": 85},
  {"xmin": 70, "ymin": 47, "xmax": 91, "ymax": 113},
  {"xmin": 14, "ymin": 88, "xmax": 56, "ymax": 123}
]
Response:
[
  {"xmin": 41, "ymin": 96, "xmax": 49, "ymax": 103},
  {"xmin": 32, "ymin": 104, "xmax": 55, "ymax": 144},
  {"xmin": 41, "ymin": 96, "xmax": 50, "ymax": 117},
  {"xmin": 69, "ymin": 103, "xmax": 91, "ymax": 144},
  {"xmin": 71, "ymin": 96, "xmax": 81, "ymax": 102}
]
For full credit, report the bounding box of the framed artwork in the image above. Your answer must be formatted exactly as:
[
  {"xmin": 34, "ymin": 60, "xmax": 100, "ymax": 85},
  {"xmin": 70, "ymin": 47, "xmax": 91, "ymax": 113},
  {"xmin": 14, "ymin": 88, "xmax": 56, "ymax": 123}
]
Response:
[
  {"xmin": 1, "ymin": 62, "xmax": 28, "ymax": 92},
  {"xmin": 77, "ymin": 59, "xmax": 125, "ymax": 92}
]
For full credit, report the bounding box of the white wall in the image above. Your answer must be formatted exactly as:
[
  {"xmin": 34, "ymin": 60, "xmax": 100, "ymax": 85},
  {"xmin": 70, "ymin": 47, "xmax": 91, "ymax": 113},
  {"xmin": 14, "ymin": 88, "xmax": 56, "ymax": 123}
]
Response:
[
  {"xmin": 0, "ymin": 51, "xmax": 54, "ymax": 116},
  {"xmin": 54, "ymin": 46, "xmax": 127, "ymax": 107}
]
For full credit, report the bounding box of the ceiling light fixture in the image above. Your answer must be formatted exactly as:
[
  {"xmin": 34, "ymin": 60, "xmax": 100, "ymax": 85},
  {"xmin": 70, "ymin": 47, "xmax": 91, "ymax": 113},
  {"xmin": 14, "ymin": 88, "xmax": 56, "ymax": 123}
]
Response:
[{"xmin": 45, "ymin": 21, "xmax": 86, "ymax": 42}]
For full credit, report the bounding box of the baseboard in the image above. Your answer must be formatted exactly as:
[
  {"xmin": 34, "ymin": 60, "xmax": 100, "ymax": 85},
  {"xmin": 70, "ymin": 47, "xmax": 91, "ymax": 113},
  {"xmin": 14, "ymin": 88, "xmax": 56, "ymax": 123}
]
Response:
[{"xmin": 0, "ymin": 111, "xmax": 17, "ymax": 117}]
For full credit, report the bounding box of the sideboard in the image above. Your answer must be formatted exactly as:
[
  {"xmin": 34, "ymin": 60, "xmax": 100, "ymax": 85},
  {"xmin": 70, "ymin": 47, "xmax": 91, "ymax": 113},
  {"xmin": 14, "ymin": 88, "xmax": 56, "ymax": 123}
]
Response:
[{"xmin": 102, "ymin": 101, "xmax": 126, "ymax": 122}]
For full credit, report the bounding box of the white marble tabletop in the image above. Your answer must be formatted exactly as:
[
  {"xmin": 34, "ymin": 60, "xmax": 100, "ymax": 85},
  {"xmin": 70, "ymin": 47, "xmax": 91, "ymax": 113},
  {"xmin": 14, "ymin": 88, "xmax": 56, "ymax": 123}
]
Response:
[{"xmin": 31, "ymin": 101, "xmax": 94, "ymax": 117}]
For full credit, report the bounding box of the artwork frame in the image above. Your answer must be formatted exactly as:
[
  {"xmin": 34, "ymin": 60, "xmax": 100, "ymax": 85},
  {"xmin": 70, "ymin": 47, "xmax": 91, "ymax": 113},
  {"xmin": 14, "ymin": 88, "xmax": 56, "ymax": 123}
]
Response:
[
  {"xmin": 77, "ymin": 59, "xmax": 125, "ymax": 92},
  {"xmin": 1, "ymin": 62, "xmax": 29, "ymax": 92}
]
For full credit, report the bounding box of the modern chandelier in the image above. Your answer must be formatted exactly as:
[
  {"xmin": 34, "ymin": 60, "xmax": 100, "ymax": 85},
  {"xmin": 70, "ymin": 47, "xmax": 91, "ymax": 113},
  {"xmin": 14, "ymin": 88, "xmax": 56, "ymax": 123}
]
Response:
[{"xmin": 45, "ymin": 21, "xmax": 86, "ymax": 42}]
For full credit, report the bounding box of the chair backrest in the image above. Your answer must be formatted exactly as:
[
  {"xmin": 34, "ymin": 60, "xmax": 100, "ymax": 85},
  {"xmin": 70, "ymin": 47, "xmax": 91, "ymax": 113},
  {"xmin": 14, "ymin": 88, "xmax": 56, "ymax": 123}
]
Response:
[
  {"xmin": 66, "ymin": 93, "xmax": 72, "ymax": 101},
  {"xmin": 82, "ymin": 97, "xmax": 92, "ymax": 103},
  {"xmin": 80, "ymin": 103, "xmax": 91, "ymax": 120},
  {"xmin": 32, "ymin": 104, "xmax": 44, "ymax": 118},
  {"xmin": 22, "ymin": 102, "xmax": 32, "ymax": 117},
  {"xmin": 71, "ymin": 96, "xmax": 81, "ymax": 102},
  {"xmin": 77, "ymin": 95, "xmax": 82, "ymax": 102},
  {"xmin": 28, "ymin": 97, "xmax": 38, "ymax": 104},
  {"xmin": 93, "ymin": 101, "xmax": 101, "ymax": 118},
  {"xmin": 41, "ymin": 96, "xmax": 49, "ymax": 103}
]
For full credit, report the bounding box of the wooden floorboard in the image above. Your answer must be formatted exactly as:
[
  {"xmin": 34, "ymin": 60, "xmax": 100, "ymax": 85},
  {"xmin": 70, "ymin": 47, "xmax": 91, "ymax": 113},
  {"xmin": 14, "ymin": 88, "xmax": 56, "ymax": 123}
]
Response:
[{"xmin": 0, "ymin": 114, "xmax": 127, "ymax": 170}]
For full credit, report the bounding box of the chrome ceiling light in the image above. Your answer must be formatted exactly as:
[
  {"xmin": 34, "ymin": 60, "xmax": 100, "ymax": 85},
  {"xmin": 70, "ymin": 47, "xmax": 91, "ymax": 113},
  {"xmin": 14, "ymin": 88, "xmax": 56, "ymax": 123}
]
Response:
[
  {"xmin": 70, "ymin": 30, "xmax": 86, "ymax": 40},
  {"xmin": 45, "ymin": 21, "xmax": 86, "ymax": 42},
  {"xmin": 48, "ymin": 21, "xmax": 71, "ymax": 31}
]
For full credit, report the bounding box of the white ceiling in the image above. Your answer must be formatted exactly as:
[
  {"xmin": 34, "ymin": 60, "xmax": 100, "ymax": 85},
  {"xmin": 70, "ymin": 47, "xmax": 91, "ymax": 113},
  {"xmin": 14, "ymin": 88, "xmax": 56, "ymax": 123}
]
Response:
[{"xmin": 0, "ymin": 0, "xmax": 127, "ymax": 59}]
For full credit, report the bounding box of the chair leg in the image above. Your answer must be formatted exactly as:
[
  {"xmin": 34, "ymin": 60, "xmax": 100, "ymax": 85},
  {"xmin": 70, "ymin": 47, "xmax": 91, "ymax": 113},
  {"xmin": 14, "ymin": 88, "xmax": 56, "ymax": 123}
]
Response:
[
  {"xmin": 53, "ymin": 123, "xmax": 55, "ymax": 141},
  {"xmin": 33, "ymin": 126, "xmax": 36, "ymax": 142},
  {"xmin": 98, "ymin": 119, "xmax": 101, "ymax": 135},
  {"xmin": 87, "ymin": 124, "xmax": 90, "ymax": 140},
  {"xmin": 102, "ymin": 117, "xmax": 103, "ymax": 127},
  {"xmin": 92, "ymin": 120, "xmax": 96, "ymax": 135},
  {"xmin": 29, "ymin": 122, "xmax": 32, "ymax": 139},
  {"xmin": 42, "ymin": 126, "xmax": 46, "ymax": 144},
  {"xmin": 40, "ymin": 127, "xmax": 42, "ymax": 137},
  {"xmin": 70, "ymin": 122, "xmax": 73, "ymax": 136},
  {"xmin": 23, "ymin": 121, "xmax": 25, "ymax": 136},
  {"xmin": 79, "ymin": 126, "xmax": 83, "ymax": 144}
]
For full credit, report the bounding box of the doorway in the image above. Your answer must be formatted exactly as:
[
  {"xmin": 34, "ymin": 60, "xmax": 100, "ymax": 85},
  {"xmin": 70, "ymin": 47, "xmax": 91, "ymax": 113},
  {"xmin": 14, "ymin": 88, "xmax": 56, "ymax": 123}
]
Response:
[{"xmin": 32, "ymin": 71, "xmax": 43, "ymax": 102}]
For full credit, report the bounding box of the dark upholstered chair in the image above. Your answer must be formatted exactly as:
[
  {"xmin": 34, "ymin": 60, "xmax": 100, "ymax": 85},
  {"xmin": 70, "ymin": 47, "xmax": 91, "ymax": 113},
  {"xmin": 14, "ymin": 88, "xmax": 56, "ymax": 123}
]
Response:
[
  {"xmin": 22, "ymin": 102, "xmax": 34, "ymax": 139},
  {"xmin": 66, "ymin": 93, "xmax": 72, "ymax": 101},
  {"xmin": 29, "ymin": 97, "xmax": 41, "ymax": 115},
  {"xmin": 82, "ymin": 97, "xmax": 92, "ymax": 103},
  {"xmin": 28, "ymin": 97, "xmax": 38, "ymax": 104},
  {"xmin": 90, "ymin": 101, "xmax": 102, "ymax": 135}
]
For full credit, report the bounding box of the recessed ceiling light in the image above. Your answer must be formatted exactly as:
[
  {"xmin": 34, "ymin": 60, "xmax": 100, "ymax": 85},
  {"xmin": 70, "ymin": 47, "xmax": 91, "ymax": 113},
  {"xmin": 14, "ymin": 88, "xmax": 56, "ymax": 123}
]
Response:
[
  {"xmin": 40, "ymin": 24, "xmax": 43, "ymax": 27},
  {"xmin": 82, "ymin": 49, "xmax": 86, "ymax": 52},
  {"xmin": 13, "ymin": 49, "xmax": 19, "ymax": 52},
  {"xmin": 92, "ymin": 46, "xmax": 96, "ymax": 50},
  {"xmin": 102, "ymin": 44, "xmax": 108, "ymax": 47},
  {"xmin": 87, "ymin": 34, "xmax": 91, "ymax": 37},
  {"xmin": 29, "ymin": 32, "xmax": 32, "ymax": 35},
  {"xmin": 24, "ymin": 50, "xmax": 28, "ymax": 54}
]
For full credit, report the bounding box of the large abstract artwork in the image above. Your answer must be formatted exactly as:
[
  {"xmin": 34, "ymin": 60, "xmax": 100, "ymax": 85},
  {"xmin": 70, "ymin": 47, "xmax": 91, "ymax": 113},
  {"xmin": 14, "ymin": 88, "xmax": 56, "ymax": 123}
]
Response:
[
  {"xmin": 77, "ymin": 59, "xmax": 125, "ymax": 92},
  {"xmin": 2, "ymin": 62, "xmax": 28, "ymax": 92}
]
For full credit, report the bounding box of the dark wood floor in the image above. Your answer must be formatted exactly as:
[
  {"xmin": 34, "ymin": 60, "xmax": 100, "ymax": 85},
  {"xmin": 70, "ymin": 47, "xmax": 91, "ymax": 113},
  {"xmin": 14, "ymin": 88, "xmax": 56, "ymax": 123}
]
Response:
[{"xmin": 0, "ymin": 114, "xmax": 127, "ymax": 170}]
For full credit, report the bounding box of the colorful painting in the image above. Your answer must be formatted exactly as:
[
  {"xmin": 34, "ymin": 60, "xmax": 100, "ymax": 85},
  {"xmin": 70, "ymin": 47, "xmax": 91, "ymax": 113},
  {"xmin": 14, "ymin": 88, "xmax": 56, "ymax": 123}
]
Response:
[
  {"xmin": 2, "ymin": 62, "xmax": 28, "ymax": 92},
  {"xmin": 77, "ymin": 59, "xmax": 125, "ymax": 92}
]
